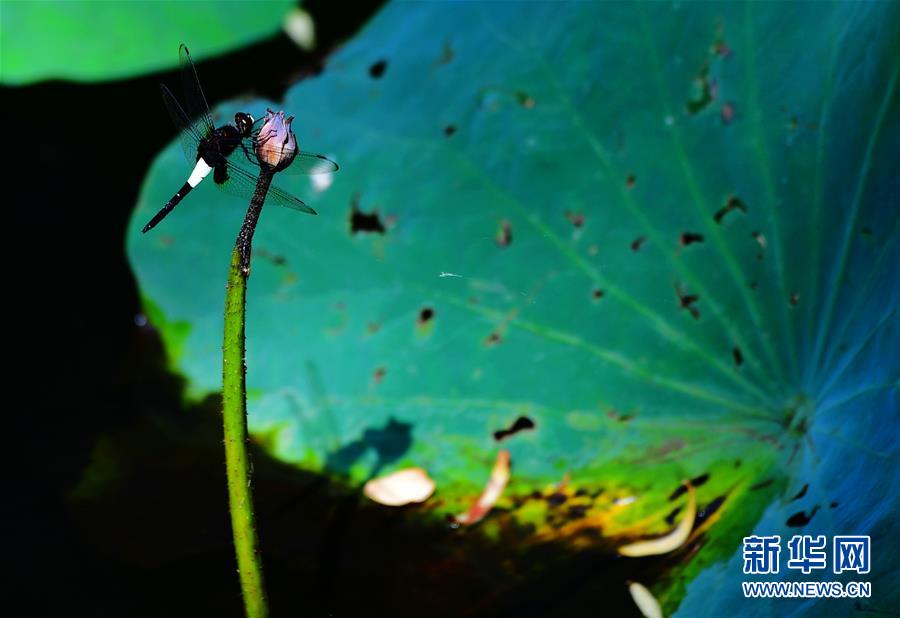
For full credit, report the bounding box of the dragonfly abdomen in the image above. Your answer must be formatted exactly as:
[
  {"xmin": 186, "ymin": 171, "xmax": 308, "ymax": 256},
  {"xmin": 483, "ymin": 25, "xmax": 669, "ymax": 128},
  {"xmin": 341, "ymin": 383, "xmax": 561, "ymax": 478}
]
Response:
[{"xmin": 141, "ymin": 159, "xmax": 214, "ymax": 233}]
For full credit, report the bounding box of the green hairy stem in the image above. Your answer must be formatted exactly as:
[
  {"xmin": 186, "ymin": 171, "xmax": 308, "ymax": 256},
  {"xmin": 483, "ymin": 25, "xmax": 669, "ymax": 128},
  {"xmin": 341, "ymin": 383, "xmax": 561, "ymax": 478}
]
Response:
[{"xmin": 222, "ymin": 169, "xmax": 274, "ymax": 618}]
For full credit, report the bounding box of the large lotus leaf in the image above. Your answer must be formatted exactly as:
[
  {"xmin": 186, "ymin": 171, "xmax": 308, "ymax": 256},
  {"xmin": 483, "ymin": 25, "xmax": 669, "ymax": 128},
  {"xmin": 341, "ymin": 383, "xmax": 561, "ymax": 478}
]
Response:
[
  {"xmin": 0, "ymin": 0, "xmax": 295, "ymax": 84},
  {"xmin": 127, "ymin": 1, "xmax": 899, "ymax": 615}
]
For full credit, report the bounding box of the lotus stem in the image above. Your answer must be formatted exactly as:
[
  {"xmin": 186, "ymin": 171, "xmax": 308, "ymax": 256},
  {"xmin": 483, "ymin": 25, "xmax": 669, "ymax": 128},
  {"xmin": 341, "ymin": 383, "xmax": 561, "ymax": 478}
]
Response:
[{"xmin": 222, "ymin": 169, "xmax": 274, "ymax": 618}]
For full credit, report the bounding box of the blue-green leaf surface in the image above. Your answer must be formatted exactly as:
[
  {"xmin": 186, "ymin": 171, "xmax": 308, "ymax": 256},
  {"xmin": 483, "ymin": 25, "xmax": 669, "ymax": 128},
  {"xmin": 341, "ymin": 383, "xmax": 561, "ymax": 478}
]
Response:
[{"xmin": 128, "ymin": 2, "xmax": 899, "ymax": 614}]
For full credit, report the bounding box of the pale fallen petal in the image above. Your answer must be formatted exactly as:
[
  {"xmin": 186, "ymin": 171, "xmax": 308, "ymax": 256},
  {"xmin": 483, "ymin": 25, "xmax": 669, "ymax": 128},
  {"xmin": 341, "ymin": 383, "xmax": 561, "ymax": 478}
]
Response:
[
  {"xmin": 455, "ymin": 450, "xmax": 511, "ymax": 525},
  {"xmin": 282, "ymin": 8, "xmax": 316, "ymax": 51},
  {"xmin": 628, "ymin": 581, "xmax": 663, "ymax": 618},
  {"xmin": 363, "ymin": 467, "xmax": 435, "ymax": 506},
  {"xmin": 618, "ymin": 483, "xmax": 695, "ymax": 557}
]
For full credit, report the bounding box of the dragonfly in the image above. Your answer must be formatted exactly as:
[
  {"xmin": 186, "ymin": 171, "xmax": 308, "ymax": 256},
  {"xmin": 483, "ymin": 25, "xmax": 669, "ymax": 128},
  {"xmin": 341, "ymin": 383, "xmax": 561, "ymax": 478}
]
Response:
[{"xmin": 141, "ymin": 44, "xmax": 338, "ymax": 234}]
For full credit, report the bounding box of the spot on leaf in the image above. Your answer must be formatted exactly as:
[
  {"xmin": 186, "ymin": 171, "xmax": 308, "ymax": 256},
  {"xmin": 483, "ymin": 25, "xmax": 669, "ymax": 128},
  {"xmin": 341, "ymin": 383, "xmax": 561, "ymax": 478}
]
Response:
[
  {"xmin": 435, "ymin": 41, "xmax": 454, "ymax": 66},
  {"xmin": 369, "ymin": 59, "xmax": 387, "ymax": 78},
  {"xmin": 714, "ymin": 195, "xmax": 747, "ymax": 224},
  {"xmin": 565, "ymin": 211, "xmax": 585, "ymax": 228},
  {"xmin": 752, "ymin": 230, "xmax": 767, "ymax": 259},
  {"xmin": 516, "ymin": 91, "xmax": 535, "ymax": 108},
  {"xmin": 631, "ymin": 236, "xmax": 647, "ymax": 252},
  {"xmin": 485, "ymin": 331, "xmax": 502, "ymax": 346},
  {"xmin": 607, "ymin": 409, "xmax": 636, "ymax": 422},
  {"xmin": 721, "ymin": 102, "xmax": 735, "ymax": 124},
  {"xmin": 686, "ymin": 62, "xmax": 715, "ymax": 115},
  {"xmin": 496, "ymin": 219, "xmax": 513, "ymax": 247}
]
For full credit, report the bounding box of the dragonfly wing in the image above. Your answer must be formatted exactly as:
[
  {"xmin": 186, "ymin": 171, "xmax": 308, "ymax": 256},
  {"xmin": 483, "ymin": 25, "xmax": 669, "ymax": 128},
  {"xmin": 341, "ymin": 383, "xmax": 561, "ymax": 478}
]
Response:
[
  {"xmin": 267, "ymin": 181, "xmax": 317, "ymax": 214},
  {"xmin": 178, "ymin": 44, "xmax": 216, "ymax": 137},
  {"xmin": 160, "ymin": 83, "xmax": 203, "ymax": 163},
  {"xmin": 223, "ymin": 162, "xmax": 317, "ymax": 215},
  {"xmin": 276, "ymin": 151, "xmax": 339, "ymax": 176}
]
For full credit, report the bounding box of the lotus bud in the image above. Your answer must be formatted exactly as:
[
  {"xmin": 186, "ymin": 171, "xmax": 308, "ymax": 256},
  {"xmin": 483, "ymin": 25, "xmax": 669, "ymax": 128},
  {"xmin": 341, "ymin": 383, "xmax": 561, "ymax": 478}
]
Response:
[{"xmin": 255, "ymin": 108, "xmax": 298, "ymax": 171}]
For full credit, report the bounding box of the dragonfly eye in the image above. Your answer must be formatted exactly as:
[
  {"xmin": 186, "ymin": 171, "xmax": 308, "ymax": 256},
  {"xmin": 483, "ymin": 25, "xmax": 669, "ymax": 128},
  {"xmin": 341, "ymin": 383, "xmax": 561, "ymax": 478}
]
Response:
[{"xmin": 234, "ymin": 112, "xmax": 254, "ymax": 136}]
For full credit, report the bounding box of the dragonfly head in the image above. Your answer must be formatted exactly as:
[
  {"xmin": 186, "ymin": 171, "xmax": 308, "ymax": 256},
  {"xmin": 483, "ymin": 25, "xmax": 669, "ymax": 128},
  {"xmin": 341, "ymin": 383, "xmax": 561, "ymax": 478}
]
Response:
[{"xmin": 234, "ymin": 112, "xmax": 255, "ymax": 137}]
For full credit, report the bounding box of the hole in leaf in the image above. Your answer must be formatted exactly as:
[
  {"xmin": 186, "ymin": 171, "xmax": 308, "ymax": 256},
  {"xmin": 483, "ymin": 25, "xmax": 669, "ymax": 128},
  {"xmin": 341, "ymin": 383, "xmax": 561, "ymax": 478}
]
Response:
[
  {"xmin": 676, "ymin": 284, "xmax": 701, "ymax": 320},
  {"xmin": 631, "ymin": 236, "xmax": 647, "ymax": 252},
  {"xmin": 680, "ymin": 232, "xmax": 704, "ymax": 246},
  {"xmin": 790, "ymin": 483, "xmax": 809, "ymax": 502},
  {"xmin": 691, "ymin": 473, "xmax": 710, "ymax": 487},
  {"xmin": 444, "ymin": 124, "xmax": 457, "ymax": 137},
  {"xmin": 786, "ymin": 506, "xmax": 819, "ymax": 528},
  {"xmin": 733, "ymin": 346, "xmax": 743, "ymax": 367},
  {"xmin": 669, "ymin": 484, "xmax": 688, "ymax": 501},
  {"xmin": 565, "ymin": 211, "xmax": 585, "ymax": 228},
  {"xmin": 418, "ymin": 307, "xmax": 435, "ymax": 325},
  {"xmin": 350, "ymin": 195, "xmax": 386, "ymax": 235},
  {"xmin": 686, "ymin": 63, "xmax": 715, "ymax": 115},
  {"xmin": 696, "ymin": 495, "xmax": 726, "ymax": 525},
  {"xmin": 714, "ymin": 196, "xmax": 747, "ymax": 224},
  {"xmin": 369, "ymin": 59, "xmax": 387, "ymax": 78},
  {"xmin": 668, "ymin": 474, "xmax": 708, "ymax": 501},
  {"xmin": 493, "ymin": 415, "xmax": 536, "ymax": 441},
  {"xmin": 546, "ymin": 492, "xmax": 567, "ymax": 506},
  {"xmin": 496, "ymin": 219, "xmax": 513, "ymax": 247},
  {"xmin": 567, "ymin": 504, "xmax": 588, "ymax": 519}
]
